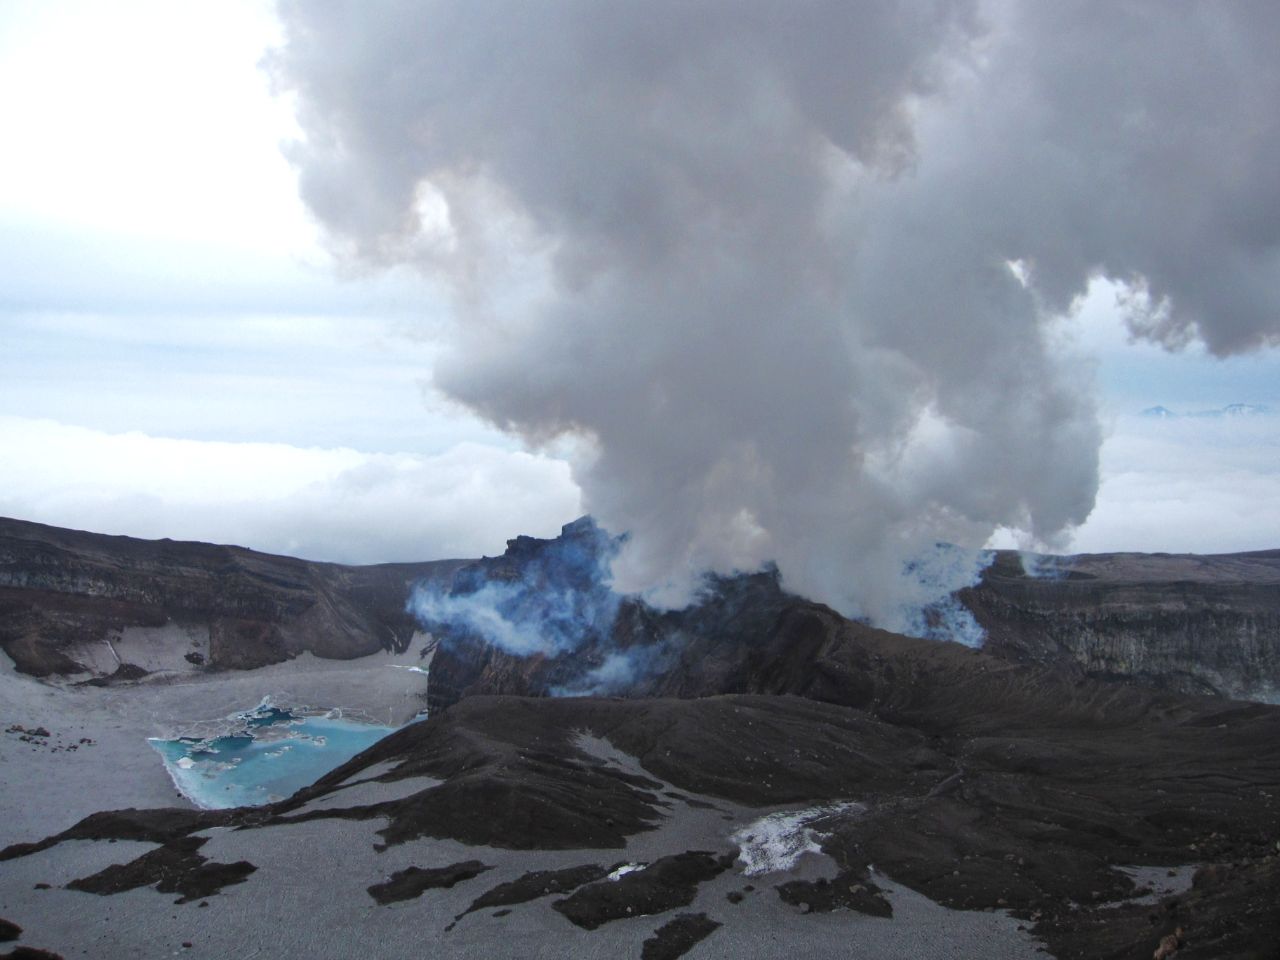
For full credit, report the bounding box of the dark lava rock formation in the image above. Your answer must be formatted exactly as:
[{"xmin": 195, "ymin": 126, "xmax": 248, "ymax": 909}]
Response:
[
  {"xmin": 459, "ymin": 864, "xmax": 617, "ymax": 917},
  {"xmin": 962, "ymin": 549, "xmax": 1280, "ymax": 701},
  {"xmin": 66, "ymin": 835, "xmax": 256, "ymax": 903},
  {"xmin": 551, "ymin": 852, "xmax": 735, "ymax": 930},
  {"xmin": 367, "ymin": 860, "xmax": 493, "ymax": 905},
  {"xmin": 641, "ymin": 913, "xmax": 722, "ymax": 960},
  {"xmin": 0, "ymin": 516, "xmax": 464, "ymax": 678}
]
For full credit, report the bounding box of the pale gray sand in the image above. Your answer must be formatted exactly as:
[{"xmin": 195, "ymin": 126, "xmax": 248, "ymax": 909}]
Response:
[
  {"xmin": 58, "ymin": 622, "xmax": 213, "ymax": 679},
  {"xmin": 0, "ymin": 642, "xmax": 433, "ymax": 845},
  {"xmin": 2, "ymin": 789, "xmax": 1048, "ymax": 960},
  {"xmin": 1110, "ymin": 864, "xmax": 1199, "ymax": 906}
]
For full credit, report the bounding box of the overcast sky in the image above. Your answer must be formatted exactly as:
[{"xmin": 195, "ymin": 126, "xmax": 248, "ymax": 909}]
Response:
[{"xmin": 1, "ymin": 1, "xmax": 1277, "ymax": 576}]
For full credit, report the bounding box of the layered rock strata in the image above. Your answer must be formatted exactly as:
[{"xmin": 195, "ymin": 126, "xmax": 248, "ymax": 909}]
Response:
[
  {"xmin": 962, "ymin": 549, "xmax": 1280, "ymax": 701},
  {"xmin": 0, "ymin": 517, "xmax": 464, "ymax": 678}
]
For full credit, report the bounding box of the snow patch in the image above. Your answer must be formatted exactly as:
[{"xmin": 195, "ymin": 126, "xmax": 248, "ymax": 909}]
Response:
[
  {"xmin": 607, "ymin": 863, "xmax": 645, "ymax": 881},
  {"xmin": 391, "ymin": 664, "xmax": 430, "ymax": 676},
  {"xmin": 732, "ymin": 801, "xmax": 865, "ymax": 876}
]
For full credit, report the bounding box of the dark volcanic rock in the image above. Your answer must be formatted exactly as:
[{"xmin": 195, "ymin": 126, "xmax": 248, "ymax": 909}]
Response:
[
  {"xmin": 0, "ymin": 516, "xmax": 466, "ymax": 677},
  {"xmin": 0, "ymin": 808, "xmax": 234, "ymax": 862},
  {"xmin": 66, "ymin": 836, "xmax": 255, "ymax": 903},
  {"xmin": 6, "ymin": 515, "xmax": 1280, "ymax": 954},
  {"xmin": 0, "ymin": 920, "xmax": 18, "ymax": 942},
  {"xmin": 963, "ymin": 549, "xmax": 1280, "ymax": 701},
  {"xmin": 422, "ymin": 519, "xmax": 808, "ymax": 715},
  {"xmin": 552, "ymin": 851, "xmax": 735, "ymax": 930},
  {"xmin": 1, "ymin": 949, "xmax": 65, "ymax": 960},
  {"xmin": 460, "ymin": 864, "xmax": 617, "ymax": 916},
  {"xmin": 367, "ymin": 860, "xmax": 492, "ymax": 904},
  {"xmin": 77, "ymin": 662, "xmax": 150, "ymax": 687},
  {"xmin": 420, "ymin": 517, "xmax": 623, "ymax": 713},
  {"xmin": 641, "ymin": 913, "xmax": 722, "ymax": 960},
  {"xmin": 283, "ymin": 693, "xmax": 946, "ymax": 848},
  {"xmin": 1035, "ymin": 857, "xmax": 1280, "ymax": 960},
  {"xmin": 284, "ymin": 698, "xmax": 670, "ymax": 850},
  {"xmin": 775, "ymin": 870, "xmax": 892, "ymax": 917}
]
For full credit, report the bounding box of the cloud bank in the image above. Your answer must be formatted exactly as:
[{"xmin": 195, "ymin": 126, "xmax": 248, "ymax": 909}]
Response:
[
  {"xmin": 1069, "ymin": 412, "xmax": 1280, "ymax": 556},
  {"xmin": 0, "ymin": 416, "xmax": 579, "ymax": 564},
  {"xmin": 271, "ymin": 1, "xmax": 1280, "ymax": 620}
]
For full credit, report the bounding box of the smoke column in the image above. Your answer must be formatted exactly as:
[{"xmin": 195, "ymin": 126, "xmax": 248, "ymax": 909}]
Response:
[{"xmin": 271, "ymin": 1, "xmax": 1280, "ymax": 623}]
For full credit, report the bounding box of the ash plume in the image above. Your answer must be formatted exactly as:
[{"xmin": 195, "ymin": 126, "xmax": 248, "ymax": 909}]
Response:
[{"xmin": 271, "ymin": 1, "xmax": 1280, "ymax": 624}]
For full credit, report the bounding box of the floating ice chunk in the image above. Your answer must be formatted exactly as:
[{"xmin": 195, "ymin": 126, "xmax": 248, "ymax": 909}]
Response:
[
  {"xmin": 607, "ymin": 863, "xmax": 645, "ymax": 881},
  {"xmin": 732, "ymin": 801, "xmax": 865, "ymax": 876}
]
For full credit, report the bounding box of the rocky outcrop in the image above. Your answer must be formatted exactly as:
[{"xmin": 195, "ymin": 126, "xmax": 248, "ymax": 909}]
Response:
[
  {"xmin": 419, "ymin": 518, "xmax": 807, "ymax": 714},
  {"xmin": 961, "ymin": 550, "xmax": 1280, "ymax": 702},
  {"xmin": 0, "ymin": 517, "xmax": 466, "ymax": 678}
]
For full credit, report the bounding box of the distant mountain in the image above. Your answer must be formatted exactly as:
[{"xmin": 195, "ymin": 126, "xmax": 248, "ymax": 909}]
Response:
[
  {"xmin": 1140, "ymin": 402, "xmax": 1270, "ymax": 419},
  {"xmin": 1221, "ymin": 402, "xmax": 1270, "ymax": 417}
]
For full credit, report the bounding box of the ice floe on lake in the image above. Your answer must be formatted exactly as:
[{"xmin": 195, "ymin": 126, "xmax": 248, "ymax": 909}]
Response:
[{"xmin": 149, "ymin": 698, "xmax": 399, "ymax": 809}]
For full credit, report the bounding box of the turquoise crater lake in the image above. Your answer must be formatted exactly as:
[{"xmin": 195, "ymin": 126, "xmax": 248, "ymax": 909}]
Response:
[{"xmin": 149, "ymin": 701, "xmax": 398, "ymax": 809}]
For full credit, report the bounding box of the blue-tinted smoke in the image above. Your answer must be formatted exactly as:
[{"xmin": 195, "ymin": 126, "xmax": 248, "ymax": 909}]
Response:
[
  {"xmin": 877, "ymin": 542, "xmax": 995, "ymax": 648},
  {"xmin": 407, "ymin": 517, "xmax": 624, "ymax": 658},
  {"xmin": 1018, "ymin": 550, "xmax": 1069, "ymax": 581},
  {"xmin": 409, "ymin": 520, "xmax": 1001, "ymax": 696},
  {"xmin": 549, "ymin": 645, "xmax": 669, "ymax": 697}
]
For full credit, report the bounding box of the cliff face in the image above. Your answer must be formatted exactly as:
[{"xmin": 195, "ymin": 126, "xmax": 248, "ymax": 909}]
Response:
[
  {"xmin": 961, "ymin": 550, "xmax": 1280, "ymax": 703},
  {"xmin": 0, "ymin": 517, "xmax": 467, "ymax": 678}
]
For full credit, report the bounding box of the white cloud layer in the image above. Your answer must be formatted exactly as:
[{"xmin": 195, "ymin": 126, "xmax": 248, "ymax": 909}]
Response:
[
  {"xmin": 1067, "ymin": 413, "xmax": 1280, "ymax": 556},
  {"xmin": 3, "ymin": 410, "xmax": 1274, "ymax": 571},
  {"xmin": 0, "ymin": 416, "xmax": 581, "ymax": 563}
]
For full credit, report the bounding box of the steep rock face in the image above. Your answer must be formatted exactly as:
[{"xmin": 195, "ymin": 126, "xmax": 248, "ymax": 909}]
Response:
[
  {"xmin": 419, "ymin": 518, "xmax": 806, "ymax": 714},
  {"xmin": 961, "ymin": 550, "xmax": 1280, "ymax": 702},
  {"xmin": 0, "ymin": 517, "xmax": 467, "ymax": 677}
]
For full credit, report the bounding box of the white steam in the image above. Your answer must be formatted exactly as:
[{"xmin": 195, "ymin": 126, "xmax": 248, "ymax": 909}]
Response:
[{"xmin": 270, "ymin": 1, "xmax": 1280, "ymax": 620}]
